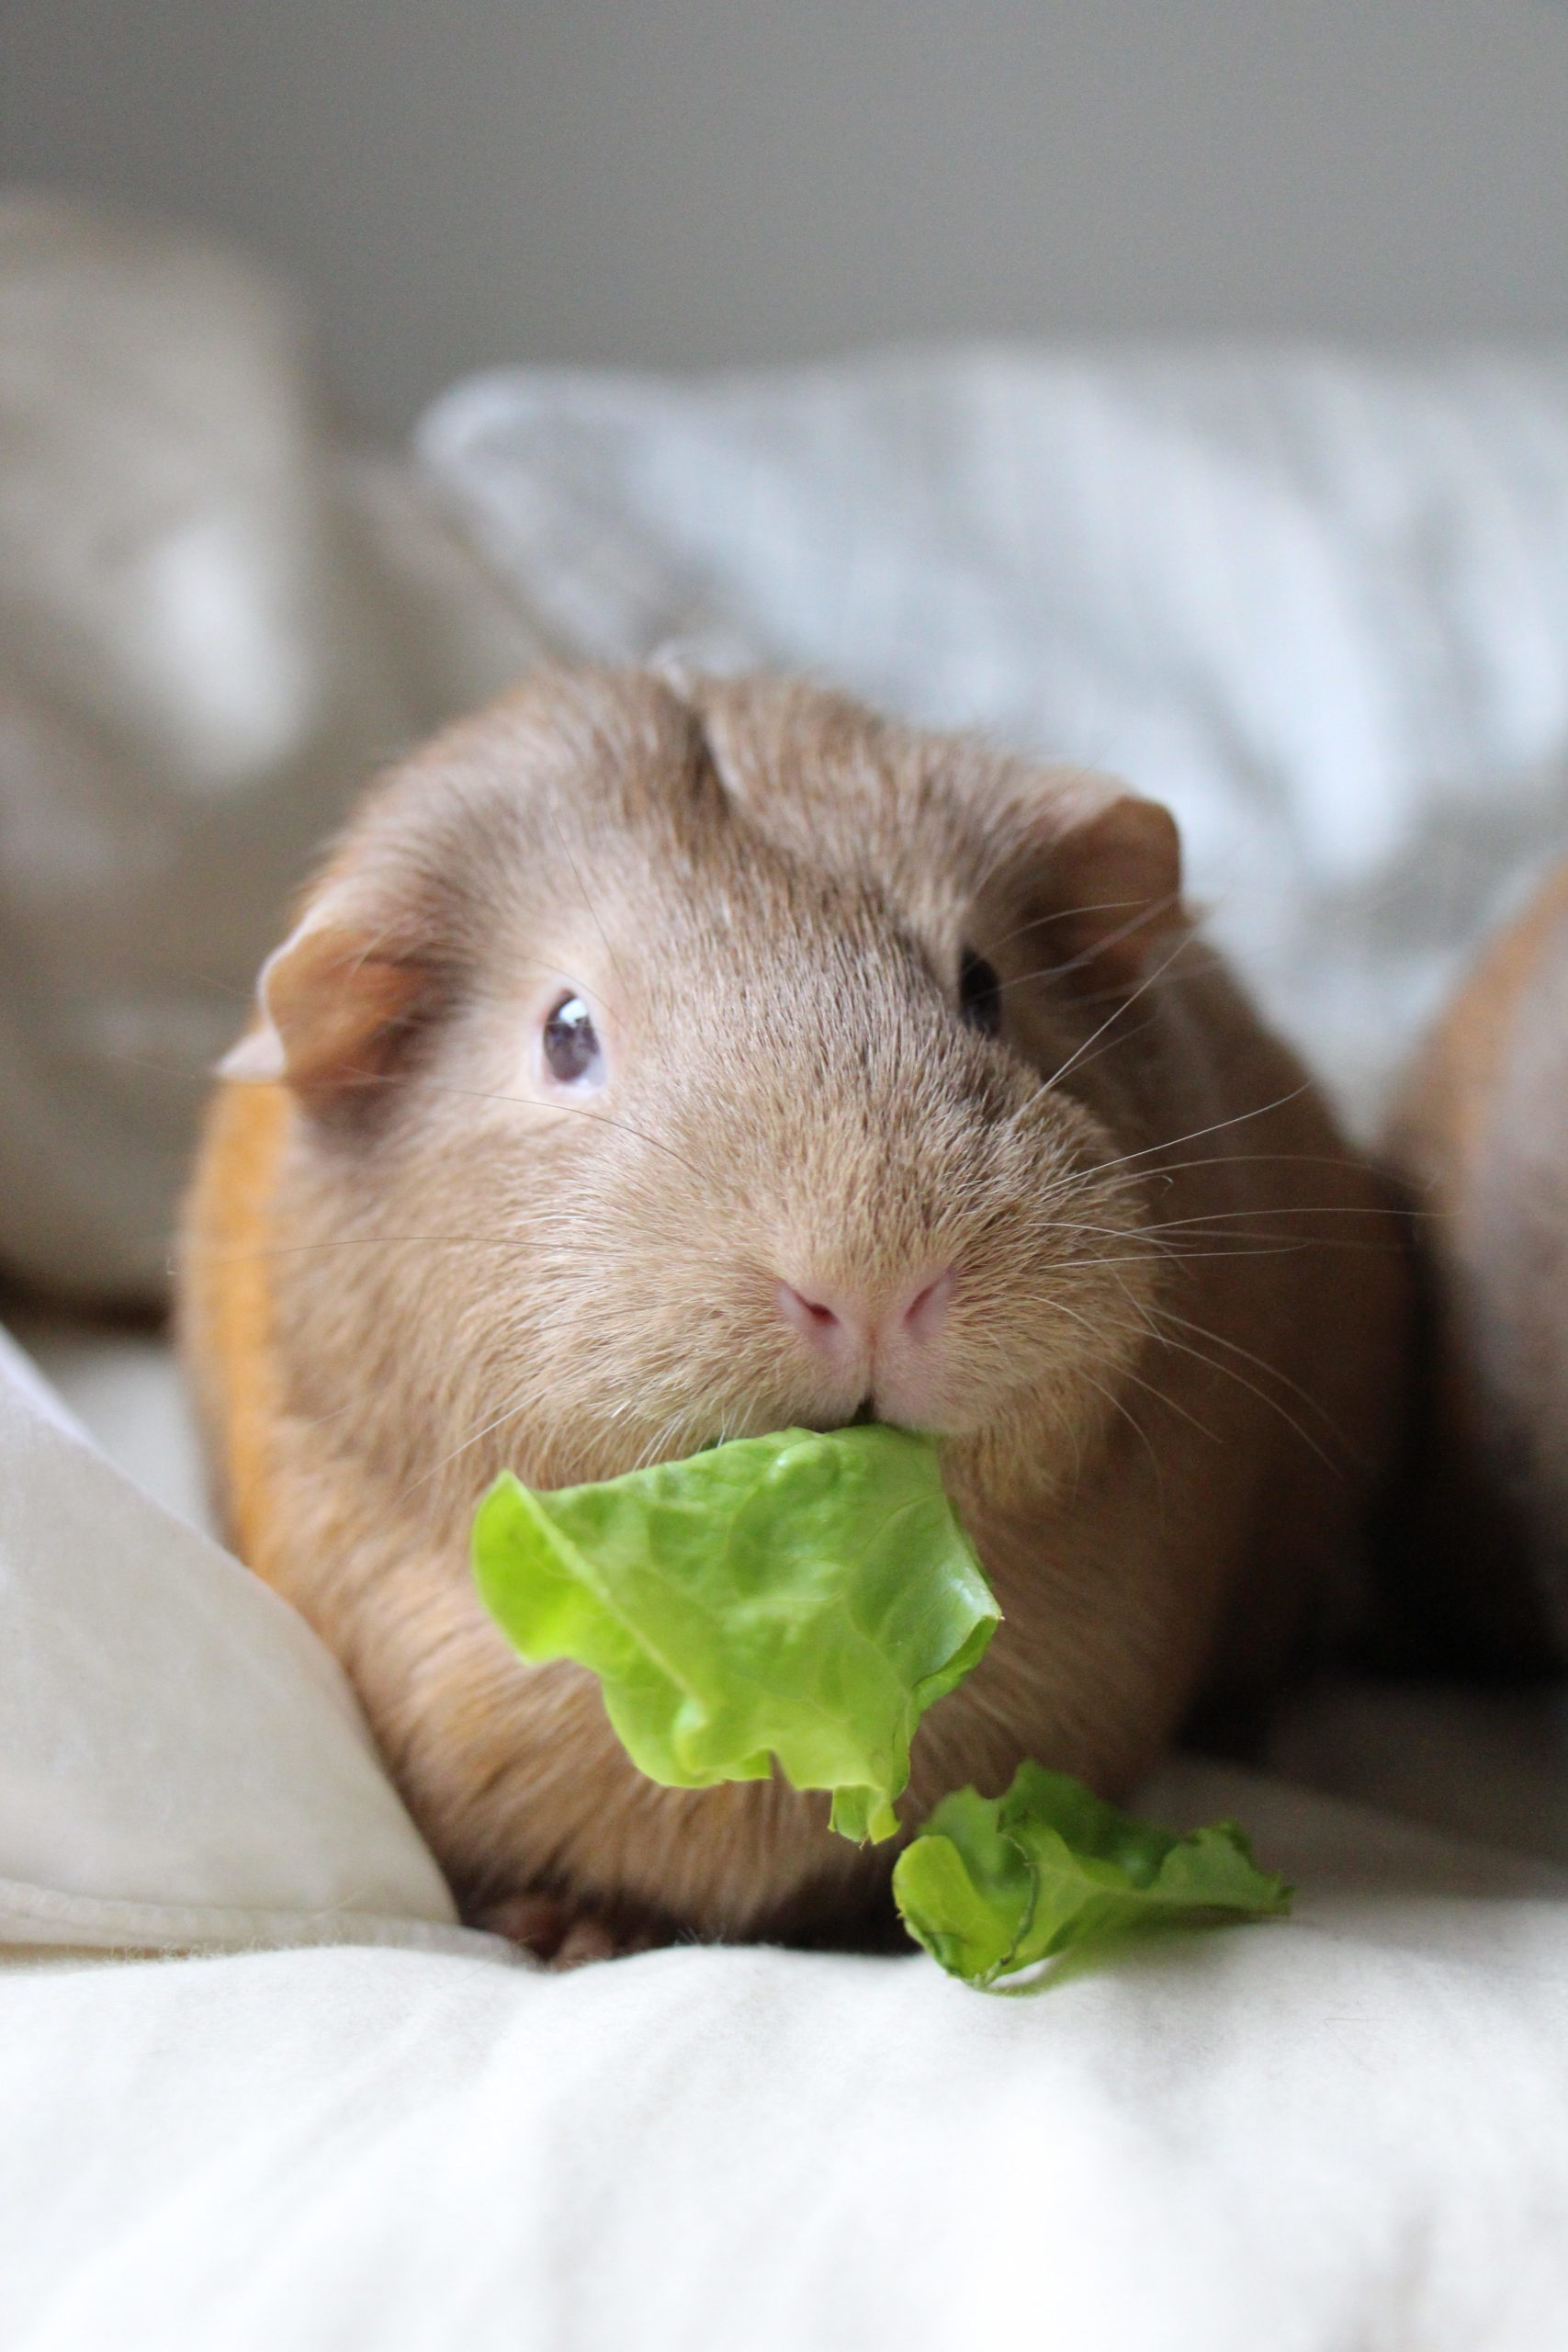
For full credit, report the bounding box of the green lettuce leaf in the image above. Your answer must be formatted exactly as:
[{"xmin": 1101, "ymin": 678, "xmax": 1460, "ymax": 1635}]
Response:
[
  {"xmin": 471, "ymin": 1425, "xmax": 999, "ymax": 1842},
  {"xmin": 893, "ymin": 1760, "xmax": 1292, "ymax": 1984}
]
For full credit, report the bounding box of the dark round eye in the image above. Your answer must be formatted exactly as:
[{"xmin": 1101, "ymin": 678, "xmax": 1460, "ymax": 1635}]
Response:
[
  {"xmin": 542, "ymin": 993, "xmax": 604, "ymax": 1085},
  {"xmin": 958, "ymin": 949, "xmax": 1002, "ymax": 1038}
]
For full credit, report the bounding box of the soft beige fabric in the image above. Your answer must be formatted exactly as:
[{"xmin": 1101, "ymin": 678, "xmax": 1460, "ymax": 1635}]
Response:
[
  {"xmin": 0, "ymin": 1323, "xmax": 486, "ymax": 1954},
  {"xmin": 0, "ymin": 194, "xmax": 539, "ymax": 1301},
  {"xmin": 4, "ymin": 1319, "xmax": 1568, "ymax": 2349},
  {"xmin": 2, "ymin": 1792, "xmax": 1567, "ymax": 2350},
  {"xmin": 9, "ymin": 1308, "xmax": 210, "ymax": 1530}
]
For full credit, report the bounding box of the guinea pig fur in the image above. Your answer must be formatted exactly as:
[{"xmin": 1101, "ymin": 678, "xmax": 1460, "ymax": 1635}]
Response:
[
  {"xmin": 1385, "ymin": 857, "xmax": 1568, "ymax": 1673},
  {"xmin": 179, "ymin": 666, "xmax": 1408, "ymax": 1959}
]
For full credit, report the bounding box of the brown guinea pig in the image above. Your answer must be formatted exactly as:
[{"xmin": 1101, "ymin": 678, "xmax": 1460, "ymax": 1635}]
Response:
[
  {"xmin": 178, "ymin": 665, "xmax": 1407, "ymax": 1961},
  {"xmin": 1385, "ymin": 857, "xmax": 1568, "ymax": 1673}
]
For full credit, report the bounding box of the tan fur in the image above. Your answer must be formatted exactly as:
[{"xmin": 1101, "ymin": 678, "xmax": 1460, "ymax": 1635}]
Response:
[
  {"xmin": 178, "ymin": 667, "xmax": 1408, "ymax": 1947},
  {"xmin": 181, "ymin": 1075, "xmax": 290, "ymax": 1569},
  {"xmin": 1393, "ymin": 859, "xmax": 1568, "ymax": 1216},
  {"xmin": 1387, "ymin": 859, "xmax": 1568, "ymax": 1660}
]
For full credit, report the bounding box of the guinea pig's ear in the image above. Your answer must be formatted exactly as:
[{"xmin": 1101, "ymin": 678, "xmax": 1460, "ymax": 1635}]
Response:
[
  {"xmin": 219, "ymin": 899, "xmax": 441, "ymax": 1101},
  {"xmin": 1013, "ymin": 770, "xmax": 1184, "ymax": 989}
]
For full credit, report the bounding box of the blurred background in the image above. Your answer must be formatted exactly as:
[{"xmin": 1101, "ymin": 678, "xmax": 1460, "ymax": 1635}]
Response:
[
  {"xmin": 4, "ymin": 0, "xmax": 1568, "ymax": 1842},
  {"xmin": 6, "ymin": 0, "xmax": 1568, "ymax": 428}
]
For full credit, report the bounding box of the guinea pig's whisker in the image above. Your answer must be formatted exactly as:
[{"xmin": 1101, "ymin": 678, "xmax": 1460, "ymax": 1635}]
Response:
[
  {"xmin": 100, "ymin": 1048, "xmax": 236, "ymax": 1086},
  {"xmin": 293, "ymin": 1393, "xmax": 370, "ymax": 1433},
  {"xmin": 1053, "ymin": 1291, "xmax": 1218, "ymax": 1453},
  {"xmin": 1117, "ymin": 1361, "xmax": 1217, "ymax": 1450},
  {"xmin": 1152, "ymin": 1304, "xmax": 1352, "ymax": 1446},
  {"xmin": 634, "ymin": 1413, "xmax": 698, "ymax": 1473},
  {"xmin": 1130, "ymin": 1204, "xmax": 1418, "ymax": 1258},
  {"xmin": 1013, "ymin": 1295, "xmax": 1095, "ymax": 1482},
  {"xmin": 1011, "ymin": 933, "xmax": 1194, "ymax": 1117},
  {"xmin": 390, "ymin": 1376, "xmax": 543, "ymax": 1509},
  {"xmin": 1032, "ymin": 1010, "xmax": 1165, "ymax": 1087},
  {"xmin": 994, "ymin": 893, "xmax": 1186, "ymax": 994},
  {"xmin": 1139, "ymin": 1202, "xmax": 1406, "ymax": 1228},
  {"xmin": 511, "ymin": 949, "xmax": 627, "ymax": 1024},
  {"xmin": 1084, "ymin": 1358, "xmax": 1187, "ymax": 1476},
  {"xmin": 190, "ymin": 1233, "xmax": 522, "ymax": 1262},
  {"xmin": 1102, "ymin": 1375, "xmax": 1170, "ymax": 1521},
  {"xmin": 1046, "ymin": 1204, "xmax": 1396, "ymax": 1249},
  {"xmin": 1048, "ymin": 1247, "xmax": 1303, "ymax": 1279},
  {"xmin": 1082, "ymin": 1084, "xmax": 1317, "ymax": 1177},
  {"xmin": 1144, "ymin": 1232, "xmax": 1396, "ymax": 1264},
  {"xmin": 630, "ymin": 1408, "xmax": 679, "ymax": 1472},
  {"xmin": 982, "ymin": 898, "xmax": 1149, "ymax": 957},
  {"xmin": 1090, "ymin": 1345, "xmax": 1222, "ymax": 1448},
  {"xmin": 376, "ymin": 1074, "xmax": 713, "ymax": 1187},
  {"xmin": 1123, "ymin": 1149, "xmax": 1394, "ymax": 1189},
  {"xmin": 1092, "ymin": 1272, "xmax": 1197, "ymax": 1484},
  {"xmin": 543, "ymin": 804, "xmax": 629, "ymax": 1004},
  {"xmin": 1040, "ymin": 1218, "xmax": 1156, "ymax": 1241},
  {"xmin": 1137, "ymin": 1320, "xmax": 1340, "ymax": 1473}
]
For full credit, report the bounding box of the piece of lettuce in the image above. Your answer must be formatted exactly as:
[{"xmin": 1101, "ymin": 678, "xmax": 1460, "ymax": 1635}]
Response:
[
  {"xmin": 893, "ymin": 1760, "xmax": 1292, "ymax": 1985},
  {"xmin": 471, "ymin": 1424, "xmax": 999, "ymax": 1842}
]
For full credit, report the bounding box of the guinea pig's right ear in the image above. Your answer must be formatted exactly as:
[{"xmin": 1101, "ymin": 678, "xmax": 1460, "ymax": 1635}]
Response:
[
  {"xmin": 1010, "ymin": 769, "xmax": 1185, "ymax": 989},
  {"xmin": 219, "ymin": 899, "xmax": 441, "ymax": 1102}
]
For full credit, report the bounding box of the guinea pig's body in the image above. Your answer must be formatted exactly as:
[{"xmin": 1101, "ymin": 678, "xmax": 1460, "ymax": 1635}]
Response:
[
  {"xmin": 180, "ymin": 668, "xmax": 1406, "ymax": 1954},
  {"xmin": 1387, "ymin": 859, "xmax": 1568, "ymax": 1669}
]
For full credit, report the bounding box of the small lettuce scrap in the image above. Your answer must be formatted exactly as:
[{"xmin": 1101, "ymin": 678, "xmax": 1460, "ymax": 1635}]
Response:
[
  {"xmin": 894, "ymin": 1760, "xmax": 1292, "ymax": 1985},
  {"xmin": 472, "ymin": 1424, "xmax": 998, "ymax": 1842}
]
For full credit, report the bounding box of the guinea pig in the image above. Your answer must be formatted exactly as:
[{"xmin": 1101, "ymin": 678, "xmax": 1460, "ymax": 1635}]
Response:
[
  {"xmin": 178, "ymin": 665, "xmax": 1408, "ymax": 1962},
  {"xmin": 1385, "ymin": 857, "xmax": 1568, "ymax": 1674}
]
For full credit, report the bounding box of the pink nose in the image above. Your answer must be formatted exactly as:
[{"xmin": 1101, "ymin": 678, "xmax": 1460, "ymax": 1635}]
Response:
[{"xmin": 775, "ymin": 1266, "xmax": 954, "ymax": 1359}]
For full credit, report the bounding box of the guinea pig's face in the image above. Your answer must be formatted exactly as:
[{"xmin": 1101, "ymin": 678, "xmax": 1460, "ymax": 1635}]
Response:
[{"xmin": 239, "ymin": 670, "xmax": 1185, "ymax": 1519}]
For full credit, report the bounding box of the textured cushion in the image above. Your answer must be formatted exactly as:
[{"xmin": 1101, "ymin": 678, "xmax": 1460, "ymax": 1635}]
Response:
[
  {"xmin": 0, "ymin": 1325, "xmax": 478, "ymax": 1954},
  {"xmin": 6, "ymin": 1323, "xmax": 1568, "ymax": 2346},
  {"xmin": 0, "ymin": 196, "xmax": 538, "ymax": 1301},
  {"xmin": 3, "ymin": 1779, "xmax": 1566, "ymax": 2350}
]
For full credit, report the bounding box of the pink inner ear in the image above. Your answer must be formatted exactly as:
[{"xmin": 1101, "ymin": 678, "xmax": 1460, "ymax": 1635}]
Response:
[
  {"xmin": 252, "ymin": 921, "xmax": 434, "ymax": 1097},
  {"xmin": 1042, "ymin": 793, "xmax": 1184, "ymax": 986}
]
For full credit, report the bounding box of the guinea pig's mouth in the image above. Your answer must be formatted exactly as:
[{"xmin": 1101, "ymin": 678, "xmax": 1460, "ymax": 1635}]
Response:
[
  {"xmin": 792, "ymin": 1393, "xmax": 879, "ymax": 1437},
  {"xmin": 688, "ymin": 1395, "xmax": 879, "ymax": 1457}
]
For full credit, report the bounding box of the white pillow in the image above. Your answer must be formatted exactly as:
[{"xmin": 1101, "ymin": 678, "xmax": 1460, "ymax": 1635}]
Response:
[
  {"xmin": 0, "ymin": 1325, "xmax": 483, "ymax": 1954},
  {"xmin": 0, "ymin": 196, "xmax": 540, "ymax": 1304}
]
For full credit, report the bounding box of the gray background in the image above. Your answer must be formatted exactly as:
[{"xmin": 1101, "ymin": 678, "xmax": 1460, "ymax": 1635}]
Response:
[{"xmin": 4, "ymin": 0, "xmax": 1568, "ymax": 431}]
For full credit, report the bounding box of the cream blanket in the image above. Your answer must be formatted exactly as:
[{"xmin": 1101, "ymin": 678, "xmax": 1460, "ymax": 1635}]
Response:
[{"xmin": 5, "ymin": 1329, "xmax": 1568, "ymax": 2348}]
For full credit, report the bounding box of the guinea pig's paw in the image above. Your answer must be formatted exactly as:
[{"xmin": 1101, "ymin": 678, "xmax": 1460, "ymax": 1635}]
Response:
[{"xmin": 471, "ymin": 1889, "xmax": 663, "ymax": 1970}]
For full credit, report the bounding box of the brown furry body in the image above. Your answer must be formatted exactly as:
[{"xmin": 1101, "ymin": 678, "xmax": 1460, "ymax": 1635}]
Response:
[
  {"xmin": 180, "ymin": 668, "xmax": 1406, "ymax": 1951},
  {"xmin": 1387, "ymin": 860, "xmax": 1568, "ymax": 1668}
]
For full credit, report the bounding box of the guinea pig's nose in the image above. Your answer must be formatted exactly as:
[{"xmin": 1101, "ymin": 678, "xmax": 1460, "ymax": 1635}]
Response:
[
  {"xmin": 897, "ymin": 1265, "xmax": 954, "ymax": 1342},
  {"xmin": 775, "ymin": 1281, "xmax": 863, "ymax": 1358},
  {"xmin": 775, "ymin": 1268, "xmax": 954, "ymax": 1358}
]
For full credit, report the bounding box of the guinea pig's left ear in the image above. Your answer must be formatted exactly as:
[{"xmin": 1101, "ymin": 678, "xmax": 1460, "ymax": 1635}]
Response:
[
  {"xmin": 219, "ymin": 901, "xmax": 441, "ymax": 1101},
  {"xmin": 1014, "ymin": 769, "xmax": 1185, "ymax": 988}
]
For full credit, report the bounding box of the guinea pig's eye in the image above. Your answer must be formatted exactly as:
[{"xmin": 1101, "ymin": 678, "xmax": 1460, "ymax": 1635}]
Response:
[
  {"xmin": 958, "ymin": 949, "xmax": 1002, "ymax": 1038},
  {"xmin": 541, "ymin": 992, "xmax": 604, "ymax": 1088}
]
